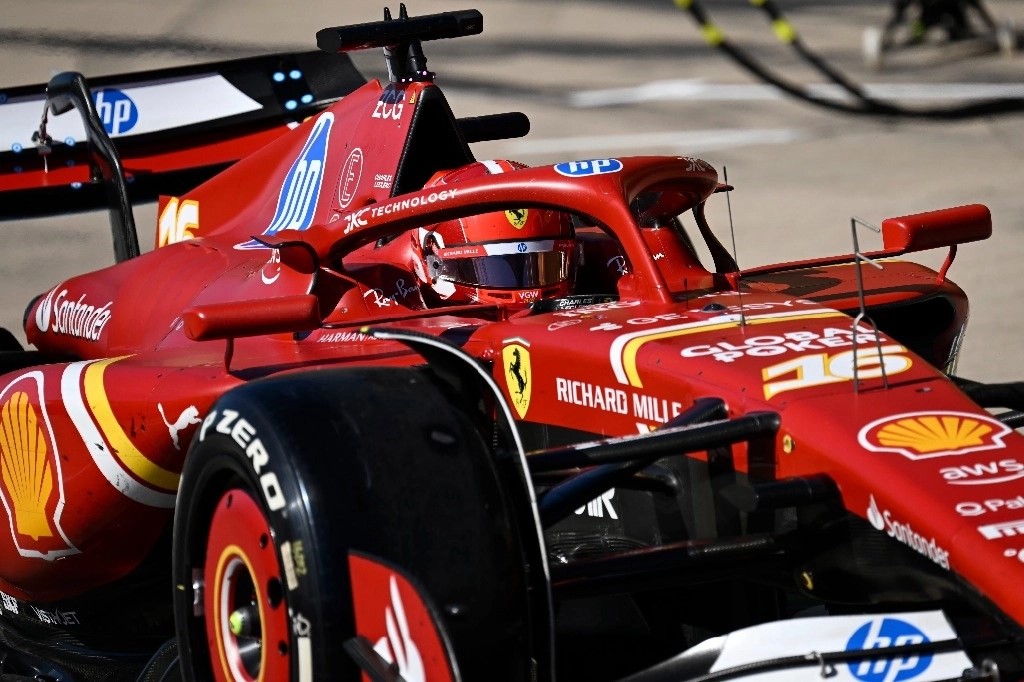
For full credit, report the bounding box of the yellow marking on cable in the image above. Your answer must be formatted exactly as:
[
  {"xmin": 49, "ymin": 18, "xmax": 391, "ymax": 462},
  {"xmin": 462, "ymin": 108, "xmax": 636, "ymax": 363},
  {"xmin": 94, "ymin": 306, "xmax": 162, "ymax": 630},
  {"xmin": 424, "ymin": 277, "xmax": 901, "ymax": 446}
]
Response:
[
  {"xmin": 84, "ymin": 358, "xmax": 180, "ymax": 491},
  {"xmin": 674, "ymin": 0, "xmax": 693, "ymax": 8},
  {"xmin": 772, "ymin": 19, "xmax": 797, "ymax": 42},
  {"xmin": 701, "ymin": 24, "xmax": 726, "ymax": 46}
]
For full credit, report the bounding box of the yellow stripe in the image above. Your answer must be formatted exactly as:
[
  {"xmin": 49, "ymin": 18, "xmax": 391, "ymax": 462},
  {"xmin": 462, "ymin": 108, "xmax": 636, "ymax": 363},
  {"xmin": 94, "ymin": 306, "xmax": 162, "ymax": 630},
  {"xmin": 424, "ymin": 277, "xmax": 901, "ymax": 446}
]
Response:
[
  {"xmin": 622, "ymin": 311, "xmax": 845, "ymax": 388},
  {"xmin": 84, "ymin": 358, "xmax": 180, "ymax": 491}
]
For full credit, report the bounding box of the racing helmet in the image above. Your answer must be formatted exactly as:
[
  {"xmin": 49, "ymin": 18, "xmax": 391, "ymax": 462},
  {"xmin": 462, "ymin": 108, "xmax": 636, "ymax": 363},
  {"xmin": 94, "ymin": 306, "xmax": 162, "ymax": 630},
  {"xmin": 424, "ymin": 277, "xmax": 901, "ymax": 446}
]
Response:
[{"xmin": 415, "ymin": 159, "xmax": 577, "ymax": 306}]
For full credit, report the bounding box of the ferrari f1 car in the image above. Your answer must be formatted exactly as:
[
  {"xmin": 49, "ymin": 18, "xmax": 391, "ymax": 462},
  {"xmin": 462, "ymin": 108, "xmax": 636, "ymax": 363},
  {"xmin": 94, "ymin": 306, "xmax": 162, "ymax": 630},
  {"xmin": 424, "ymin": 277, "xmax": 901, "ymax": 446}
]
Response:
[{"xmin": 0, "ymin": 6, "xmax": 1023, "ymax": 682}]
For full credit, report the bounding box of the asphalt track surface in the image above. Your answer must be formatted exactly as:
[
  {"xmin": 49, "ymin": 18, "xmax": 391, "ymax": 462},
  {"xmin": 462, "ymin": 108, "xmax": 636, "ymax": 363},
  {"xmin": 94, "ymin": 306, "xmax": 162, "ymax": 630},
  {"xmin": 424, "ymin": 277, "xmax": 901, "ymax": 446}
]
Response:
[{"xmin": 1, "ymin": 0, "xmax": 1022, "ymax": 382}]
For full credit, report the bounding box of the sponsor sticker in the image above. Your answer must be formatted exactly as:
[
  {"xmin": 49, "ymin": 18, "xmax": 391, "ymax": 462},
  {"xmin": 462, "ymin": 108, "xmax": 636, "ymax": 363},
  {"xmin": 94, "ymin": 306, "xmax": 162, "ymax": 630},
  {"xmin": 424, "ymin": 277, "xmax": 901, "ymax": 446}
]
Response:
[
  {"xmin": 349, "ymin": 555, "xmax": 452, "ymax": 682},
  {"xmin": 0, "ymin": 372, "xmax": 78, "ymax": 560},
  {"xmin": 845, "ymin": 617, "xmax": 932, "ymax": 682},
  {"xmin": 955, "ymin": 496, "xmax": 1024, "ymax": 516},
  {"xmin": 93, "ymin": 89, "xmax": 138, "ymax": 135},
  {"xmin": 941, "ymin": 458, "xmax": 1024, "ymax": 486},
  {"xmin": 237, "ymin": 112, "xmax": 334, "ymax": 249},
  {"xmin": 977, "ymin": 519, "xmax": 1024, "ymax": 541},
  {"xmin": 371, "ymin": 88, "xmax": 405, "ymax": 121},
  {"xmin": 505, "ymin": 208, "xmax": 528, "ymax": 228},
  {"xmin": 867, "ymin": 495, "xmax": 949, "ymax": 569},
  {"xmin": 503, "ymin": 340, "xmax": 532, "ymax": 419},
  {"xmin": 35, "ymin": 287, "xmax": 112, "ymax": 342},
  {"xmin": 860, "ymin": 411, "xmax": 1012, "ymax": 460},
  {"xmin": 554, "ymin": 158, "xmax": 622, "ymax": 177},
  {"xmin": 338, "ymin": 147, "xmax": 363, "ymax": 209},
  {"xmin": 343, "ymin": 188, "xmax": 459, "ymax": 234}
]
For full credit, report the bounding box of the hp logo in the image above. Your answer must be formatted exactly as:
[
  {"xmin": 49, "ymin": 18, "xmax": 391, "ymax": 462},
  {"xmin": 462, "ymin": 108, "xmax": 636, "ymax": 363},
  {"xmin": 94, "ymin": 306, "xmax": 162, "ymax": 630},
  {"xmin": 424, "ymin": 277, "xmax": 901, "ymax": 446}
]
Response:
[
  {"xmin": 93, "ymin": 89, "xmax": 138, "ymax": 135},
  {"xmin": 846, "ymin": 618, "xmax": 931, "ymax": 682},
  {"xmin": 554, "ymin": 159, "xmax": 623, "ymax": 177}
]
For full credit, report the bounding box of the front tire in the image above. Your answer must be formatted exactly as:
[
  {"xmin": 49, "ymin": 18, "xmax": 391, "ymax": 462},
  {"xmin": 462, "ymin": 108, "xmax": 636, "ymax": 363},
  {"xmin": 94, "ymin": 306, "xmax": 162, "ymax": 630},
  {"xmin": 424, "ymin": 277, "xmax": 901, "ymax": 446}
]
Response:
[{"xmin": 172, "ymin": 367, "xmax": 539, "ymax": 681}]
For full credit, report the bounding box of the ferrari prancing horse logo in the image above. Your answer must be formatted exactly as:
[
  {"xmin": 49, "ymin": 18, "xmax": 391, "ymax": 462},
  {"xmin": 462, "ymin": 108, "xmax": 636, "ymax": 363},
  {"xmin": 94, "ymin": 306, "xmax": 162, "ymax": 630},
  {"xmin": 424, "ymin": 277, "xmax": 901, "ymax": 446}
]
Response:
[
  {"xmin": 505, "ymin": 209, "xmax": 528, "ymax": 229},
  {"xmin": 502, "ymin": 342, "xmax": 532, "ymax": 418}
]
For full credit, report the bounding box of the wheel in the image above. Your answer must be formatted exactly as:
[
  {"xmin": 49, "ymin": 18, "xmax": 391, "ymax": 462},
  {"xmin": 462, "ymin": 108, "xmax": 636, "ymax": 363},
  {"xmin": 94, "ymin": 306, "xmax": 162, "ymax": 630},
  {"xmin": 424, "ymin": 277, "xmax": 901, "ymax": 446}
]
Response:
[
  {"xmin": 173, "ymin": 367, "xmax": 543, "ymax": 681},
  {"xmin": 202, "ymin": 488, "xmax": 291, "ymax": 681},
  {"xmin": 173, "ymin": 439, "xmax": 317, "ymax": 682}
]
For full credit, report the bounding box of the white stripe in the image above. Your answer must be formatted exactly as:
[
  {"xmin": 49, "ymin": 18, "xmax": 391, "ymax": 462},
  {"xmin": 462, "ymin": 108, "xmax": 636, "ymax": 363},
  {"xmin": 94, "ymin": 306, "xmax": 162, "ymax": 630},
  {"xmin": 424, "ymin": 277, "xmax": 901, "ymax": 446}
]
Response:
[
  {"xmin": 0, "ymin": 75, "xmax": 262, "ymax": 150},
  {"xmin": 509, "ymin": 128, "xmax": 803, "ymax": 156},
  {"xmin": 481, "ymin": 159, "xmax": 505, "ymax": 174},
  {"xmin": 297, "ymin": 637, "xmax": 313, "ymax": 682},
  {"xmin": 482, "ymin": 239, "xmax": 555, "ymax": 256},
  {"xmin": 61, "ymin": 361, "xmax": 176, "ymax": 509},
  {"xmin": 571, "ymin": 79, "xmax": 1024, "ymax": 107}
]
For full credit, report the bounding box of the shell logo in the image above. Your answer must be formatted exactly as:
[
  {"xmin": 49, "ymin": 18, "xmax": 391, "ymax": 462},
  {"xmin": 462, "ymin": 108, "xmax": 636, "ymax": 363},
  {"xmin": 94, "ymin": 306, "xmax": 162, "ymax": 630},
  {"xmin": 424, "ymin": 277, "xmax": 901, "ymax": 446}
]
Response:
[
  {"xmin": 859, "ymin": 411, "xmax": 1013, "ymax": 460},
  {"xmin": 0, "ymin": 373, "xmax": 78, "ymax": 560},
  {"xmin": 0, "ymin": 392, "xmax": 53, "ymax": 541}
]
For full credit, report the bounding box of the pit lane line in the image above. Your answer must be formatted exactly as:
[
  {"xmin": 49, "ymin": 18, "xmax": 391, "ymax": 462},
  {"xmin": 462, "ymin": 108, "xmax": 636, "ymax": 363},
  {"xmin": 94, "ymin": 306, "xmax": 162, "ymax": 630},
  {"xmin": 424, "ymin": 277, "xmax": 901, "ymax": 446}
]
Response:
[
  {"xmin": 507, "ymin": 127, "xmax": 804, "ymax": 155},
  {"xmin": 570, "ymin": 80, "xmax": 1024, "ymax": 107}
]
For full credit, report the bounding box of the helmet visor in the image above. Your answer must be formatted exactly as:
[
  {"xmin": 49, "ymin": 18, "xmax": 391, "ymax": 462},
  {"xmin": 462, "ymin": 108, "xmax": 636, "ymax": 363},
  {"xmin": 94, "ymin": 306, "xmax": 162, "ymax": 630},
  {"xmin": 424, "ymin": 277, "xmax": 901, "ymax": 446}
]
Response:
[{"xmin": 435, "ymin": 239, "xmax": 574, "ymax": 289}]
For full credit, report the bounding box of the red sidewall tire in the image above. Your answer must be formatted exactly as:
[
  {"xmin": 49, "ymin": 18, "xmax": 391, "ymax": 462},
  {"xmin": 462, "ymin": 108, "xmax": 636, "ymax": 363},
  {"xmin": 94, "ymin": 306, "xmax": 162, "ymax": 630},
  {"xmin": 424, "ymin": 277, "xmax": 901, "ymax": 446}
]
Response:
[{"xmin": 172, "ymin": 410, "xmax": 354, "ymax": 682}]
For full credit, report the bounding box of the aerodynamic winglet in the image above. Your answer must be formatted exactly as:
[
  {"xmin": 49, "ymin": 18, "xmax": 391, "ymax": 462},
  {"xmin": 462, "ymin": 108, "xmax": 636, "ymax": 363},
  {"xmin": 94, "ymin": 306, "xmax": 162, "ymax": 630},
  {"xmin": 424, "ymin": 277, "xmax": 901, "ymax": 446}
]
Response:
[{"xmin": 316, "ymin": 8, "xmax": 483, "ymax": 54}]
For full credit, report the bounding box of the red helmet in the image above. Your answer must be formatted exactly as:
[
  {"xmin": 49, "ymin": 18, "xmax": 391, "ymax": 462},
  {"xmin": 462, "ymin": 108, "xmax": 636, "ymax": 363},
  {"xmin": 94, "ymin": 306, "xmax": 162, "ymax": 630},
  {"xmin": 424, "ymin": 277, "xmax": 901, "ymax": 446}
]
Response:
[{"xmin": 415, "ymin": 160, "xmax": 577, "ymax": 306}]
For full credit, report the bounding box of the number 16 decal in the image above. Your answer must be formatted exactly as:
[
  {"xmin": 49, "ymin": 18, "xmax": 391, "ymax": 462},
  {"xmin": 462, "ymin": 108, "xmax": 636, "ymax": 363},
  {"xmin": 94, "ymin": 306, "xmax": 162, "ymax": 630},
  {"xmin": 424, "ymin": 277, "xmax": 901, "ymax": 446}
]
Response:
[{"xmin": 762, "ymin": 345, "xmax": 913, "ymax": 399}]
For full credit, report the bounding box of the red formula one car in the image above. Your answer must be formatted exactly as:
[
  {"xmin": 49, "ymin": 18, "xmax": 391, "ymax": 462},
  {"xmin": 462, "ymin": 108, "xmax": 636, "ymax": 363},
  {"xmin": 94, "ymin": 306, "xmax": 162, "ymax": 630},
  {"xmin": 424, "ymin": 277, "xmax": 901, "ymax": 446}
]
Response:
[{"xmin": 0, "ymin": 7, "xmax": 1022, "ymax": 682}]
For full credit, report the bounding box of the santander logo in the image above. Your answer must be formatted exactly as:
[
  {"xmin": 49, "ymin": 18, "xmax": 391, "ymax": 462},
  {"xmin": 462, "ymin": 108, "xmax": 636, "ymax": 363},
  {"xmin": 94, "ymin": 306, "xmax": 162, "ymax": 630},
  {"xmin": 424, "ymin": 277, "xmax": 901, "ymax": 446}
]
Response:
[
  {"xmin": 373, "ymin": 576, "xmax": 424, "ymax": 682},
  {"xmin": 35, "ymin": 287, "xmax": 112, "ymax": 342},
  {"xmin": 867, "ymin": 495, "xmax": 950, "ymax": 569}
]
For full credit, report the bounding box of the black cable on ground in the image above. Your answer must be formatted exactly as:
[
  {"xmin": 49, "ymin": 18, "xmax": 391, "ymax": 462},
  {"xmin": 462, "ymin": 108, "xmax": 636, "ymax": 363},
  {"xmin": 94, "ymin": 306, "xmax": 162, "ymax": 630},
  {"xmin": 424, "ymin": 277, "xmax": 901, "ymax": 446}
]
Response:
[{"xmin": 673, "ymin": 0, "xmax": 1024, "ymax": 119}]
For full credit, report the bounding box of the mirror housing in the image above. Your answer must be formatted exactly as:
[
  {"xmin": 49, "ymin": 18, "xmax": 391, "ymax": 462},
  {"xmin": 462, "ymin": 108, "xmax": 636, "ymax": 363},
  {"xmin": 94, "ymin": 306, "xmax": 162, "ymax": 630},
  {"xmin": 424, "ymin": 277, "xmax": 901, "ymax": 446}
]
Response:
[{"xmin": 881, "ymin": 204, "xmax": 991, "ymax": 254}]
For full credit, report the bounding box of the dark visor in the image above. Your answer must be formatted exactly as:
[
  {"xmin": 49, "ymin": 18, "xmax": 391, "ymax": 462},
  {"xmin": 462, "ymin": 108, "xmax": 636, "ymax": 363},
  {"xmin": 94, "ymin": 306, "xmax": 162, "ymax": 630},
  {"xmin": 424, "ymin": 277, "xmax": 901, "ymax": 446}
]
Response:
[{"xmin": 439, "ymin": 250, "xmax": 571, "ymax": 288}]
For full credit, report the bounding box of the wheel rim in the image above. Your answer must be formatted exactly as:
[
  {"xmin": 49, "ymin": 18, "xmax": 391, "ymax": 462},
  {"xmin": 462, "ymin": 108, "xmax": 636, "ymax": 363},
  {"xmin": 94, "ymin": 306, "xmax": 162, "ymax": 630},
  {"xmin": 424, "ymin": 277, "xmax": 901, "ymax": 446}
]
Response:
[{"xmin": 204, "ymin": 489, "xmax": 290, "ymax": 682}]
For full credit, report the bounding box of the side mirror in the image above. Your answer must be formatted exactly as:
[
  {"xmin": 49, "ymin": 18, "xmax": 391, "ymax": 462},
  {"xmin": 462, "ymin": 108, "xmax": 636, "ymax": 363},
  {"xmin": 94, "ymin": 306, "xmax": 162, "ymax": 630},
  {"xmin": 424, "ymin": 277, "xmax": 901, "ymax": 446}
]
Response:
[
  {"xmin": 183, "ymin": 294, "xmax": 321, "ymax": 341},
  {"xmin": 881, "ymin": 204, "xmax": 991, "ymax": 254}
]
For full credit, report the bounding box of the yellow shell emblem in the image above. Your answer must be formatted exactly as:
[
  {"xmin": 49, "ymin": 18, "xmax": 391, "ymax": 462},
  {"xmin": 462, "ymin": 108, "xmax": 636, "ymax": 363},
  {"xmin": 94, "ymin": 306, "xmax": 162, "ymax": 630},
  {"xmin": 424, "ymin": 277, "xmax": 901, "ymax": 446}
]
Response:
[
  {"xmin": 859, "ymin": 411, "xmax": 1011, "ymax": 459},
  {"xmin": 502, "ymin": 343, "xmax": 532, "ymax": 419},
  {"xmin": 0, "ymin": 391, "xmax": 54, "ymax": 540},
  {"xmin": 505, "ymin": 209, "xmax": 529, "ymax": 229},
  {"xmin": 877, "ymin": 415, "xmax": 991, "ymax": 453}
]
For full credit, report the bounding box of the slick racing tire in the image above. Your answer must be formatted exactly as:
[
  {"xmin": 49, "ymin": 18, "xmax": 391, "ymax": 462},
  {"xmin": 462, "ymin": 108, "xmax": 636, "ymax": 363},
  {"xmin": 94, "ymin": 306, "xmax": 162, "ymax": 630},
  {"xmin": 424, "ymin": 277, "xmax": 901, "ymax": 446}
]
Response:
[{"xmin": 172, "ymin": 367, "xmax": 537, "ymax": 682}]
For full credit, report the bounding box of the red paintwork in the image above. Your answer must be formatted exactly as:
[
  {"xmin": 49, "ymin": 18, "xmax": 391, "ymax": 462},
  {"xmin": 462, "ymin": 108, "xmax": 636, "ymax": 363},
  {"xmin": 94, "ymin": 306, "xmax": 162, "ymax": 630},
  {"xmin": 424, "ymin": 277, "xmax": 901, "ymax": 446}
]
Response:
[
  {"xmin": 204, "ymin": 489, "xmax": 291, "ymax": 682},
  {"xmin": 349, "ymin": 553, "xmax": 456, "ymax": 682},
  {"xmin": 1, "ymin": 66, "xmax": 1019, "ymax": 641}
]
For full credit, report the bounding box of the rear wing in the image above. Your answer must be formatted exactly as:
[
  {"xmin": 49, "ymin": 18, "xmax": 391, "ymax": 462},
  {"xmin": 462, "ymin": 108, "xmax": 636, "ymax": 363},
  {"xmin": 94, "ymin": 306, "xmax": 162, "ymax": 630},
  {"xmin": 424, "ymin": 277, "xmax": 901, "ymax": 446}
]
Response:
[{"xmin": 0, "ymin": 50, "xmax": 366, "ymax": 220}]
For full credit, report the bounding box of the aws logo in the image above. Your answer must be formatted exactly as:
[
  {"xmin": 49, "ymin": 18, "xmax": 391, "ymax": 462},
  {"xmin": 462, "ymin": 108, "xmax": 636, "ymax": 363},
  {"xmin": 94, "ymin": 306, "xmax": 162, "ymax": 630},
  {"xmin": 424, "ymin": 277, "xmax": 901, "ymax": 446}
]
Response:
[
  {"xmin": 859, "ymin": 411, "xmax": 1012, "ymax": 460},
  {"xmin": 502, "ymin": 340, "xmax": 532, "ymax": 419},
  {"xmin": 0, "ymin": 373, "xmax": 78, "ymax": 561},
  {"xmin": 237, "ymin": 112, "xmax": 334, "ymax": 249}
]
